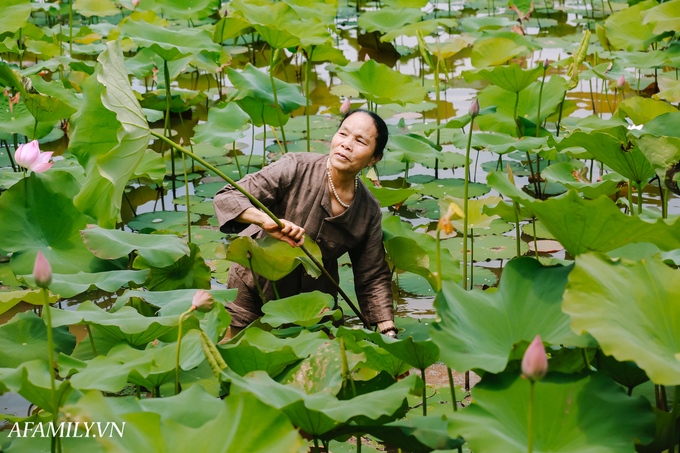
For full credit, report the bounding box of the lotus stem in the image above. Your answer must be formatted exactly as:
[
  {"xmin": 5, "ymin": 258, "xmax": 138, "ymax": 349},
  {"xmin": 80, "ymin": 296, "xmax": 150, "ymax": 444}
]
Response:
[
  {"xmin": 269, "ymin": 47, "xmax": 288, "ymax": 154},
  {"xmin": 232, "ymin": 141, "xmax": 242, "ymax": 179},
  {"xmin": 86, "ymin": 324, "xmax": 97, "ymax": 357},
  {"xmin": 2, "ymin": 140, "xmax": 17, "ymax": 172},
  {"xmin": 314, "ymin": 438, "xmax": 320, "ymax": 453},
  {"xmin": 248, "ymin": 253, "xmax": 267, "ymax": 304},
  {"xmin": 536, "ymin": 70, "xmax": 547, "ymax": 138},
  {"xmin": 175, "ymin": 306, "xmax": 195, "ymax": 395},
  {"xmin": 447, "ymin": 367, "xmax": 458, "ymax": 412},
  {"xmin": 163, "ymin": 59, "xmax": 177, "ymax": 199},
  {"xmin": 434, "ymin": 55, "xmax": 440, "ymax": 180},
  {"xmin": 670, "ymin": 386, "xmax": 680, "ymax": 453},
  {"xmin": 178, "ymin": 112, "xmax": 195, "ymax": 173},
  {"xmin": 435, "ymin": 226, "xmax": 442, "ymax": 291},
  {"xmin": 421, "ymin": 368, "xmax": 427, "ymax": 416},
  {"xmin": 636, "ymin": 181, "xmax": 643, "ymax": 216},
  {"xmin": 305, "ymin": 47, "xmax": 314, "ymax": 153},
  {"xmin": 532, "ymin": 219, "xmax": 539, "ymax": 259},
  {"xmin": 463, "ymin": 116, "xmax": 475, "ymax": 290},
  {"xmin": 270, "ymin": 125, "xmax": 285, "ymax": 155},
  {"xmin": 271, "ymin": 281, "xmax": 280, "ymax": 299},
  {"xmin": 247, "ymin": 121, "xmax": 255, "ymax": 173},
  {"xmin": 628, "ymin": 180, "xmax": 633, "ymax": 215},
  {"xmin": 528, "ymin": 381, "xmax": 535, "ymax": 453},
  {"xmin": 555, "ymin": 92, "xmax": 567, "ymax": 137},
  {"xmin": 514, "ymin": 202, "xmax": 522, "ymax": 257},
  {"xmin": 340, "ymin": 338, "xmax": 356, "ymax": 397},
  {"xmin": 150, "ymin": 131, "xmax": 371, "ymax": 328},
  {"xmin": 181, "ymin": 151, "xmax": 191, "ymax": 243},
  {"xmin": 581, "ymin": 348, "xmax": 591, "ymax": 369},
  {"xmin": 41, "ymin": 288, "xmax": 60, "ymax": 453}
]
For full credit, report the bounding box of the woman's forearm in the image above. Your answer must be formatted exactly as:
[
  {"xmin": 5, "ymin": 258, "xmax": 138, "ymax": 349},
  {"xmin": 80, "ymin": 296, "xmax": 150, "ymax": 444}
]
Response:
[{"xmin": 235, "ymin": 207, "xmax": 269, "ymax": 227}]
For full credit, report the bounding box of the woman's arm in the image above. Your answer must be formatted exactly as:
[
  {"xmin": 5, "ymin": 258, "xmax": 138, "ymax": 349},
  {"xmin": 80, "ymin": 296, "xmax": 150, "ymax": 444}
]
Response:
[{"xmin": 235, "ymin": 207, "xmax": 305, "ymax": 247}]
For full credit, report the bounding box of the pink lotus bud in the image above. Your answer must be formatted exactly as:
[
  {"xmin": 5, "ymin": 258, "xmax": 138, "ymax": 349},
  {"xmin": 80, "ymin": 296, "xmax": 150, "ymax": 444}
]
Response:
[
  {"xmin": 543, "ymin": 58, "xmax": 549, "ymax": 70},
  {"xmin": 15, "ymin": 140, "xmax": 53, "ymax": 173},
  {"xmin": 191, "ymin": 289, "xmax": 214, "ymax": 313},
  {"xmin": 617, "ymin": 74, "xmax": 625, "ymax": 89},
  {"xmin": 33, "ymin": 251, "xmax": 52, "ymax": 289},
  {"xmin": 521, "ymin": 335, "xmax": 548, "ymax": 383},
  {"xmin": 223, "ymin": 9, "xmax": 228, "ymax": 16},
  {"xmin": 340, "ymin": 98, "xmax": 351, "ymax": 115},
  {"xmin": 469, "ymin": 98, "xmax": 480, "ymax": 118},
  {"xmin": 132, "ymin": 0, "xmax": 140, "ymax": 7},
  {"xmin": 364, "ymin": 54, "xmax": 370, "ymax": 61}
]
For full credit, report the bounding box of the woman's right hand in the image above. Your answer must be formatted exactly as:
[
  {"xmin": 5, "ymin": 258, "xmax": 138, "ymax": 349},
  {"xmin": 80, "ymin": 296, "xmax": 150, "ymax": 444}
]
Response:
[{"xmin": 262, "ymin": 218, "xmax": 305, "ymax": 248}]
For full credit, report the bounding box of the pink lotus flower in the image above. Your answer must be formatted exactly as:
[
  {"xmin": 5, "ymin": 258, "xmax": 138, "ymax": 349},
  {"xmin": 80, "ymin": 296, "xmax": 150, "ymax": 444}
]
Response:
[
  {"xmin": 191, "ymin": 289, "xmax": 214, "ymax": 313},
  {"xmin": 132, "ymin": 0, "xmax": 140, "ymax": 7},
  {"xmin": 522, "ymin": 335, "xmax": 548, "ymax": 382},
  {"xmin": 617, "ymin": 74, "xmax": 625, "ymax": 89},
  {"xmin": 33, "ymin": 251, "xmax": 52, "ymax": 289},
  {"xmin": 469, "ymin": 98, "xmax": 480, "ymax": 118},
  {"xmin": 15, "ymin": 140, "xmax": 53, "ymax": 173},
  {"xmin": 340, "ymin": 98, "xmax": 351, "ymax": 115}
]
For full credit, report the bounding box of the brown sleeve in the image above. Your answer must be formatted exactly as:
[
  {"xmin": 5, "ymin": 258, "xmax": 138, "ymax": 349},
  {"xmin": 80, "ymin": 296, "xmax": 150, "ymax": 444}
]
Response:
[
  {"xmin": 349, "ymin": 209, "xmax": 394, "ymax": 325},
  {"xmin": 212, "ymin": 153, "xmax": 297, "ymax": 234}
]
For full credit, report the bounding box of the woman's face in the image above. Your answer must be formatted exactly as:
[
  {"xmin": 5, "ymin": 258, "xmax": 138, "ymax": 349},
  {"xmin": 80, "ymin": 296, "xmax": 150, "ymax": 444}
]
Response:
[{"xmin": 329, "ymin": 112, "xmax": 381, "ymax": 175}]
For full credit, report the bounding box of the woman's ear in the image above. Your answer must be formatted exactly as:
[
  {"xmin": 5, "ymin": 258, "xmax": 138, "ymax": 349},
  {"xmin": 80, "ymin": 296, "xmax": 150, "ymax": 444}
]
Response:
[{"xmin": 367, "ymin": 155, "xmax": 382, "ymax": 168}]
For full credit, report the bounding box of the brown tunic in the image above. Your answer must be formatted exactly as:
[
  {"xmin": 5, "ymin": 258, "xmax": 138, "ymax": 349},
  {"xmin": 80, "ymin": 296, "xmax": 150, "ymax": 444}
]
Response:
[{"xmin": 213, "ymin": 152, "xmax": 394, "ymax": 328}]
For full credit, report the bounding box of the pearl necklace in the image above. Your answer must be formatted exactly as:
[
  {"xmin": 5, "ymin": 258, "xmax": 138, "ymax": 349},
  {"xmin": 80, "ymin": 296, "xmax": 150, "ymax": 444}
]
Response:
[{"xmin": 327, "ymin": 158, "xmax": 357, "ymax": 209}]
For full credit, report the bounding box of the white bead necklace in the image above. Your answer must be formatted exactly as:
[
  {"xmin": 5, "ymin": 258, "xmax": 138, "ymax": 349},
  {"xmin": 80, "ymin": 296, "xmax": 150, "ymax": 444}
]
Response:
[{"xmin": 327, "ymin": 158, "xmax": 357, "ymax": 209}]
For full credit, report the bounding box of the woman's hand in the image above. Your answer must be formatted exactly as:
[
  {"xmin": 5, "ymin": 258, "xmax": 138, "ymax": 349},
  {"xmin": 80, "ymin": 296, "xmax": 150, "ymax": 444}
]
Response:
[{"xmin": 262, "ymin": 218, "xmax": 305, "ymax": 248}]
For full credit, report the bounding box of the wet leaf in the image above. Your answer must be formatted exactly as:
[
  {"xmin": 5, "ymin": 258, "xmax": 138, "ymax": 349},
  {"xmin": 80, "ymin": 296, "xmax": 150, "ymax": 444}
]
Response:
[
  {"xmin": 358, "ymin": 7, "xmax": 425, "ymax": 34},
  {"xmin": 335, "ymin": 60, "xmax": 427, "ymax": 106},
  {"xmin": 470, "ymin": 38, "xmax": 527, "ymax": 68},
  {"xmin": 541, "ymin": 161, "xmax": 625, "ymax": 199},
  {"xmin": 0, "ymin": 0, "xmax": 32, "ymax": 34},
  {"xmin": 228, "ymin": 63, "xmax": 306, "ymax": 114},
  {"xmin": 133, "ymin": 242, "xmax": 211, "ymax": 291},
  {"xmin": 261, "ymin": 291, "xmax": 340, "ymax": 327},
  {"xmin": 193, "ymin": 102, "xmax": 250, "ymax": 148},
  {"xmin": 21, "ymin": 270, "xmax": 149, "ymax": 299},
  {"xmin": 0, "ymin": 359, "xmax": 74, "ymax": 414}
]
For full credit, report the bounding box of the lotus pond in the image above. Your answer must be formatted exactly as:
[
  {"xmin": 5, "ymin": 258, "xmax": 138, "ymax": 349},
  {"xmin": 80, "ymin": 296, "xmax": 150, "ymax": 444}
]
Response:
[{"xmin": 1, "ymin": 0, "xmax": 680, "ymax": 451}]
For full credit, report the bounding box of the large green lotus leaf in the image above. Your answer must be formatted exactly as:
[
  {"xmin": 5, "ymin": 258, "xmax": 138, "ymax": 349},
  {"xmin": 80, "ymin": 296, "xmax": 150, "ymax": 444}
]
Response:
[
  {"xmin": 29, "ymin": 74, "xmax": 82, "ymax": 111},
  {"xmin": 0, "ymin": 0, "xmax": 32, "ymax": 34},
  {"xmin": 385, "ymin": 134, "xmax": 442, "ymax": 163},
  {"xmin": 0, "ymin": 289, "xmax": 58, "ymax": 315},
  {"xmin": 430, "ymin": 258, "xmax": 591, "ymax": 373},
  {"xmin": 21, "ymin": 270, "xmax": 149, "ymax": 299},
  {"xmin": 337, "ymin": 317, "xmax": 440, "ymax": 370},
  {"xmin": 0, "ymin": 172, "xmax": 116, "ymax": 275},
  {"xmin": 74, "ymin": 0, "xmax": 119, "ymax": 17},
  {"xmin": 227, "ymin": 64, "xmax": 305, "ymax": 114},
  {"xmin": 282, "ymin": 0, "xmax": 338, "ymax": 23},
  {"xmin": 120, "ymin": 19, "xmax": 221, "ymax": 61},
  {"xmin": 470, "ymin": 38, "xmax": 527, "ymax": 68},
  {"xmin": 463, "ymin": 63, "xmax": 544, "ymax": 93},
  {"xmin": 619, "ymin": 96, "xmax": 677, "ymax": 124},
  {"xmin": 261, "ymin": 291, "xmax": 340, "ymax": 327},
  {"xmin": 563, "ymin": 253, "xmax": 680, "ymax": 385},
  {"xmin": 63, "ymin": 341, "xmax": 200, "ymax": 393},
  {"xmin": 641, "ymin": 0, "xmax": 680, "ymax": 34},
  {"xmin": 218, "ymin": 329, "xmax": 306, "ymax": 377},
  {"xmin": 442, "ymin": 234, "xmax": 529, "ymax": 262},
  {"xmin": 446, "ymin": 196, "xmax": 502, "ymax": 232},
  {"xmin": 0, "ymin": 311, "xmax": 76, "ymax": 368},
  {"xmin": 636, "ymin": 134, "xmax": 680, "ymax": 182},
  {"xmin": 193, "ymin": 102, "xmax": 250, "ymax": 147},
  {"xmin": 450, "ymin": 371, "xmax": 655, "ymax": 453},
  {"xmin": 127, "ymin": 211, "xmax": 201, "ymax": 232},
  {"xmin": 367, "ymin": 185, "xmax": 419, "ymax": 207},
  {"xmin": 212, "ymin": 16, "xmax": 252, "ymax": 43},
  {"xmin": 26, "ymin": 387, "xmax": 304, "ymax": 453},
  {"xmin": 556, "ymin": 127, "xmax": 654, "ymax": 186},
  {"xmin": 235, "ymin": 95, "xmax": 290, "ymax": 127},
  {"xmin": 81, "ymin": 225, "xmax": 190, "ymax": 268},
  {"xmin": 385, "ymin": 236, "xmax": 434, "ymax": 287},
  {"xmin": 133, "ymin": 242, "xmax": 211, "ymax": 291},
  {"xmin": 460, "ymin": 16, "xmax": 516, "ymax": 32},
  {"xmin": 156, "ymin": 0, "xmax": 220, "ymax": 20},
  {"xmin": 342, "ymin": 335, "xmax": 411, "ymax": 378},
  {"xmin": 0, "ymin": 360, "xmax": 74, "ymax": 415},
  {"xmin": 381, "ymin": 18, "xmax": 457, "ymax": 42},
  {"xmin": 640, "ymin": 111, "xmax": 680, "ymax": 139},
  {"xmin": 517, "ymin": 190, "xmax": 680, "ymax": 256},
  {"xmin": 357, "ymin": 7, "xmax": 425, "ymax": 34},
  {"xmin": 226, "ymin": 234, "xmax": 322, "ymax": 281},
  {"xmin": 50, "ymin": 301, "xmax": 199, "ymax": 347},
  {"xmin": 604, "ymin": 0, "xmax": 661, "ymax": 51},
  {"xmin": 0, "ymin": 95, "xmax": 56, "ymax": 139},
  {"xmin": 69, "ymin": 41, "xmax": 151, "ymax": 228},
  {"xmin": 595, "ymin": 350, "xmax": 649, "ymax": 391},
  {"xmin": 419, "ymin": 178, "xmax": 491, "ymax": 199},
  {"xmin": 335, "ymin": 60, "xmax": 427, "ymax": 106},
  {"xmin": 225, "ymin": 369, "xmax": 420, "ymax": 436},
  {"xmin": 114, "ymin": 288, "xmax": 238, "ymax": 315},
  {"xmin": 542, "ymin": 161, "xmax": 625, "ymax": 199}
]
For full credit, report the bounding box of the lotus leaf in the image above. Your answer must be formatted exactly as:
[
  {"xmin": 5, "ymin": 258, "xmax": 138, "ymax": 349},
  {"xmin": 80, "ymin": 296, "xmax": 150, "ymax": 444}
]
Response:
[
  {"xmin": 213, "ymin": 16, "xmax": 252, "ymax": 43},
  {"xmin": 351, "ymin": 415, "xmax": 463, "ymax": 453},
  {"xmin": 81, "ymin": 225, "xmax": 190, "ymax": 268},
  {"xmin": 69, "ymin": 41, "xmax": 151, "ymax": 228},
  {"xmin": 641, "ymin": 0, "xmax": 680, "ymax": 34},
  {"xmin": 419, "ymin": 178, "xmax": 490, "ymax": 199},
  {"xmin": 50, "ymin": 301, "xmax": 199, "ymax": 347},
  {"xmin": 342, "ymin": 335, "xmax": 411, "ymax": 378},
  {"xmin": 385, "ymin": 134, "xmax": 442, "ymax": 163},
  {"xmin": 640, "ymin": 111, "xmax": 680, "ymax": 139},
  {"xmin": 120, "ymin": 19, "xmax": 221, "ymax": 61},
  {"xmin": 460, "ymin": 16, "xmax": 516, "ymax": 32},
  {"xmin": 450, "ymin": 371, "xmax": 655, "ymax": 453},
  {"xmin": 619, "ymin": 97, "xmax": 677, "ymax": 125},
  {"xmin": 595, "ymin": 350, "xmax": 649, "ymax": 391},
  {"xmin": 0, "ymin": 311, "xmax": 76, "ymax": 368},
  {"xmin": 226, "ymin": 234, "xmax": 322, "ymax": 281},
  {"xmin": 193, "ymin": 102, "xmax": 250, "ymax": 147},
  {"xmin": 0, "ymin": 171, "xmax": 117, "ymax": 276},
  {"xmin": 335, "ymin": 60, "xmax": 427, "ymax": 106},
  {"xmin": 431, "ymin": 258, "xmax": 592, "ymax": 373},
  {"xmin": 21, "ymin": 270, "xmax": 149, "ymax": 299},
  {"xmin": 470, "ymin": 38, "xmax": 527, "ymax": 68},
  {"xmin": 156, "ymin": 0, "xmax": 220, "ymax": 20},
  {"xmin": 282, "ymin": 0, "xmax": 338, "ymax": 23},
  {"xmin": 73, "ymin": 0, "xmax": 119, "ymax": 17},
  {"xmin": 227, "ymin": 64, "xmax": 306, "ymax": 114},
  {"xmin": 127, "ymin": 211, "xmax": 201, "ymax": 232},
  {"xmin": 357, "ymin": 8, "xmax": 425, "ymax": 34},
  {"xmin": 0, "ymin": 360, "xmax": 74, "ymax": 414},
  {"xmin": 261, "ymin": 291, "xmax": 340, "ymax": 327},
  {"xmin": 131, "ymin": 149, "xmax": 165, "ymax": 182},
  {"xmin": 0, "ymin": 289, "xmax": 58, "ymax": 315},
  {"xmin": 541, "ymin": 161, "xmax": 625, "ymax": 199},
  {"xmin": 225, "ymin": 368, "xmax": 420, "ymax": 436},
  {"xmin": 563, "ymin": 253, "xmax": 680, "ymax": 385},
  {"xmin": 0, "ymin": 0, "xmax": 32, "ymax": 34},
  {"xmin": 381, "ymin": 19, "xmax": 458, "ymax": 42},
  {"xmin": 133, "ymin": 243, "xmax": 211, "ymax": 291},
  {"xmin": 367, "ymin": 185, "xmax": 419, "ymax": 207},
  {"xmin": 604, "ymin": 0, "xmax": 662, "ymax": 51},
  {"xmin": 636, "ymin": 134, "xmax": 680, "ymax": 183},
  {"xmin": 463, "ymin": 63, "xmax": 544, "ymax": 93},
  {"xmin": 443, "ymin": 234, "xmax": 529, "ymax": 262}
]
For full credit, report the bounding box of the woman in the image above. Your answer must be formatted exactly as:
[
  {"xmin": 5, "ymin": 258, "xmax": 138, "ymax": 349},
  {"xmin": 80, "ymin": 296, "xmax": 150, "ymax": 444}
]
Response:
[{"xmin": 213, "ymin": 109, "xmax": 397, "ymax": 337}]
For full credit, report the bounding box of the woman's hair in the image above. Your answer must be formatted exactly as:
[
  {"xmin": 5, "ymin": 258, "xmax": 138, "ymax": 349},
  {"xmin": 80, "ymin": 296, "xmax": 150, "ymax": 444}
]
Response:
[{"xmin": 339, "ymin": 109, "xmax": 388, "ymax": 159}]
